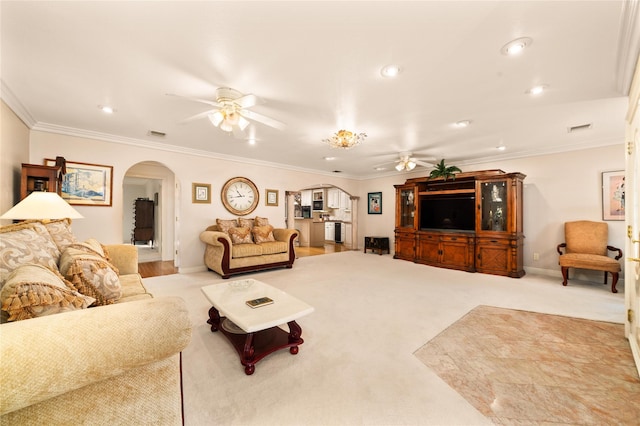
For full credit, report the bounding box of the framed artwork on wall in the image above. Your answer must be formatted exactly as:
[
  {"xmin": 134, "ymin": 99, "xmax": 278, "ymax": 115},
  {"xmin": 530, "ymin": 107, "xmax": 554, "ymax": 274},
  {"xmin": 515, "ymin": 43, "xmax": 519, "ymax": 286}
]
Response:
[
  {"xmin": 45, "ymin": 158, "xmax": 113, "ymax": 206},
  {"xmin": 265, "ymin": 189, "xmax": 278, "ymax": 206},
  {"xmin": 368, "ymin": 192, "xmax": 382, "ymax": 214},
  {"xmin": 601, "ymin": 170, "xmax": 625, "ymax": 220},
  {"xmin": 192, "ymin": 183, "xmax": 211, "ymax": 204}
]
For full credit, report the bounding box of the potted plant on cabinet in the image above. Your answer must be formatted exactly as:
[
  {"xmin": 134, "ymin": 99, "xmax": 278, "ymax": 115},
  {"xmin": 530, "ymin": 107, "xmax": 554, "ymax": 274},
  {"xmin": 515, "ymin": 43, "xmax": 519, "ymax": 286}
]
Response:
[{"xmin": 429, "ymin": 159, "xmax": 462, "ymax": 181}]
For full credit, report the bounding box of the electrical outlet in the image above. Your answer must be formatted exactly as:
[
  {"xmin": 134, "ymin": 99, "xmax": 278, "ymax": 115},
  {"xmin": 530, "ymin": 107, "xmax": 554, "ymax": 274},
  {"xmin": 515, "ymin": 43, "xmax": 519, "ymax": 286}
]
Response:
[{"xmin": 533, "ymin": 252, "xmax": 539, "ymax": 261}]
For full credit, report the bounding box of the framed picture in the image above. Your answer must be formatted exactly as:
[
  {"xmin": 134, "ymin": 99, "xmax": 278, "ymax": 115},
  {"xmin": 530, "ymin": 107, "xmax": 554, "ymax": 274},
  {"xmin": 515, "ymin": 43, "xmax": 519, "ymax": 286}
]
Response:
[
  {"xmin": 602, "ymin": 170, "xmax": 625, "ymax": 220},
  {"xmin": 45, "ymin": 159, "xmax": 113, "ymax": 206},
  {"xmin": 368, "ymin": 192, "xmax": 382, "ymax": 214},
  {"xmin": 192, "ymin": 183, "xmax": 211, "ymax": 204},
  {"xmin": 266, "ymin": 189, "xmax": 278, "ymax": 206}
]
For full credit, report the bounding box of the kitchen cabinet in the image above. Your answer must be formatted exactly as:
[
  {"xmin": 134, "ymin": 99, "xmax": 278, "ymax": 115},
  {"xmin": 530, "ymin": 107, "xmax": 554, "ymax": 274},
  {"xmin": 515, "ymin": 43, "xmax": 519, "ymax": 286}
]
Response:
[
  {"xmin": 325, "ymin": 222, "xmax": 335, "ymax": 241},
  {"xmin": 344, "ymin": 223, "xmax": 352, "ymax": 248},
  {"xmin": 301, "ymin": 190, "xmax": 312, "ymax": 207},
  {"xmin": 340, "ymin": 192, "xmax": 352, "ymax": 211},
  {"xmin": 327, "ymin": 188, "xmax": 340, "ymax": 209},
  {"xmin": 295, "ymin": 219, "xmax": 325, "ymax": 247}
]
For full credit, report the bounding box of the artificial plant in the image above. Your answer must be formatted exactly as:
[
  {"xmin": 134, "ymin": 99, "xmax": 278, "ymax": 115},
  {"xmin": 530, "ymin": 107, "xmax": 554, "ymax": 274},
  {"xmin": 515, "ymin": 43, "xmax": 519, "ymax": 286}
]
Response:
[{"xmin": 429, "ymin": 159, "xmax": 462, "ymax": 181}]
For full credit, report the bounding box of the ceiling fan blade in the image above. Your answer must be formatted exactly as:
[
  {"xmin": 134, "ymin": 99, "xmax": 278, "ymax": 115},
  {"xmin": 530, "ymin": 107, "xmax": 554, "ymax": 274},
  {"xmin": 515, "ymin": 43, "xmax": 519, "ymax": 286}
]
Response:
[
  {"xmin": 178, "ymin": 109, "xmax": 218, "ymax": 124},
  {"xmin": 234, "ymin": 93, "xmax": 260, "ymax": 108},
  {"xmin": 240, "ymin": 110, "xmax": 286, "ymax": 130},
  {"xmin": 414, "ymin": 159, "xmax": 435, "ymax": 168},
  {"xmin": 166, "ymin": 93, "xmax": 222, "ymax": 108}
]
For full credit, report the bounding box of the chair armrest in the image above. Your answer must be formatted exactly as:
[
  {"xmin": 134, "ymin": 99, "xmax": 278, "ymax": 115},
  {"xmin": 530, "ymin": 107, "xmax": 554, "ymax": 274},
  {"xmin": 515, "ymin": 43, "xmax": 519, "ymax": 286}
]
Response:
[
  {"xmin": 557, "ymin": 243, "xmax": 566, "ymax": 255},
  {"xmin": 607, "ymin": 245, "xmax": 623, "ymax": 260},
  {"xmin": 200, "ymin": 230, "xmax": 232, "ymax": 247},
  {"xmin": 273, "ymin": 228, "xmax": 299, "ymax": 243},
  {"xmin": 0, "ymin": 296, "xmax": 192, "ymax": 416},
  {"xmin": 104, "ymin": 244, "xmax": 138, "ymax": 274}
]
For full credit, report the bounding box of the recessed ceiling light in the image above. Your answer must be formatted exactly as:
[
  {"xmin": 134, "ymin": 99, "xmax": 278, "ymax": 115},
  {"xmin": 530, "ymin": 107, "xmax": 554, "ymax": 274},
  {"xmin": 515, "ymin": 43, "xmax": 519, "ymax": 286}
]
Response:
[
  {"xmin": 526, "ymin": 84, "xmax": 548, "ymax": 96},
  {"xmin": 455, "ymin": 120, "xmax": 471, "ymax": 128},
  {"xmin": 324, "ymin": 156, "xmax": 335, "ymax": 161},
  {"xmin": 380, "ymin": 65, "xmax": 401, "ymax": 78},
  {"xmin": 98, "ymin": 105, "xmax": 115, "ymax": 113},
  {"xmin": 374, "ymin": 167, "xmax": 386, "ymax": 171},
  {"xmin": 501, "ymin": 37, "xmax": 533, "ymax": 56},
  {"xmin": 496, "ymin": 145, "xmax": 506, "ymax": 151}
]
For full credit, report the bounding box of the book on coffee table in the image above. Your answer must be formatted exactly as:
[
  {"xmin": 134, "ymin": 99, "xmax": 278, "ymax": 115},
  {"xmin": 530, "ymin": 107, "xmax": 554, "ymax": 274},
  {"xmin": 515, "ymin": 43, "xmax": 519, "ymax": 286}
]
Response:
[{"xmin": 246, "ymin": 297, "xmax": 274, "ymax": 308}]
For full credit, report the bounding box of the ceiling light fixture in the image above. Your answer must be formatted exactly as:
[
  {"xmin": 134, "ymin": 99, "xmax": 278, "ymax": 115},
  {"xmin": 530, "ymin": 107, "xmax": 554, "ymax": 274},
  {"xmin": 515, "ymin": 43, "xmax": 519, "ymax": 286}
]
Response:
[
  {"xmin": 501, "ymin": 37, "xmax": 533, "ymax": 56},
  {"xmin": 209, "ymin": 107, "xmax": 250, "ymax": 133},
  {"xmin": 380, "ymin": 65, "xmax": 401, "ymax": 78},
  {"xmin": 527, "ymin": 84, "xmax": 548, "ymax": 96},
  {"xmin": 496, "ymin": 145, "xmax": 506, "ymax": 151},
  {"xmin": 395, "ymin": 156, "xmax": 417, "ymax": 171},
  {"xmin": 324, "ymin": 156, "xmax": 336, "ymax": 161},
  {"xmin": 455, "ymin": 120, "xmax": 471, "ymax": 128},
  {"xmin": 323, "ymin": 130, "xmax": 367, "ymax": 149},
  {"xmin": 98, "ymin": 105, "xmax": 115, "ymax": 114}
]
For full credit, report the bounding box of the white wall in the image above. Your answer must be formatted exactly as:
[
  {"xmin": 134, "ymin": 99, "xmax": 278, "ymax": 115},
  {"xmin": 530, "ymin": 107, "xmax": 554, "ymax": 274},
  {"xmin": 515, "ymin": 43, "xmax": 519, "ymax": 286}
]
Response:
[
  {"xmin": 0, "ymin": 100, "xmax": 30, "ymax": 223},
  {"xmin": 25, "ymin": 128, "xmax": 625, "ymax": 278},
  {"xmin": 28, "ymin": 130, "xmax": 360, "ymax": 272}
]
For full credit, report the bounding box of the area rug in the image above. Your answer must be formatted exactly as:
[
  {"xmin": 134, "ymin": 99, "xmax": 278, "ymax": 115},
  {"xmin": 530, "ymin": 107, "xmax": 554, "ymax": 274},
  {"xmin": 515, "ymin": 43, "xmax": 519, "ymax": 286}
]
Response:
[{"xmin": 414, "ymin": 305, "xmax": 640, "ymax": 424}]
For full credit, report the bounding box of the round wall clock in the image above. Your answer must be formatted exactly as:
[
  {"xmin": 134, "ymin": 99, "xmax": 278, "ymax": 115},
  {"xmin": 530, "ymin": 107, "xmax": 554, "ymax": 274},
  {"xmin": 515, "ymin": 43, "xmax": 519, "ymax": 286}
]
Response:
[{"xmin": 221, "ymin": 177, "xmax": 259, "ymax": 216}]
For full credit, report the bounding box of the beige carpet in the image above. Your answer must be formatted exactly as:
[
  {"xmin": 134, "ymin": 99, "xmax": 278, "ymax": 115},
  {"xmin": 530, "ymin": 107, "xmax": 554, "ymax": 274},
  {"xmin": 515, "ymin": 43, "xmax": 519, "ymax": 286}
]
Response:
[
  {"xmin": 143, "ymin": 251, "xmax": 631, "ymax": 425},
  {"xmin": 414, "ymin": 305, "xmax": 640, "ymax": 424}
]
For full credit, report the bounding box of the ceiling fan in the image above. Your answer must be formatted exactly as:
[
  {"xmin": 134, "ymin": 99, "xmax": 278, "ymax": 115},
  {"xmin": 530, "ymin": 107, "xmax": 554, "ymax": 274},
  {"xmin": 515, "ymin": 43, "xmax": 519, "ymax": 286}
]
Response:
[
  {"xmin": 391, "ymin": 152, "xmax": 436, "ymax": 171},
  {"xmin": 168, "ymin": 87, "xmax": 286, "ymax": 138}
]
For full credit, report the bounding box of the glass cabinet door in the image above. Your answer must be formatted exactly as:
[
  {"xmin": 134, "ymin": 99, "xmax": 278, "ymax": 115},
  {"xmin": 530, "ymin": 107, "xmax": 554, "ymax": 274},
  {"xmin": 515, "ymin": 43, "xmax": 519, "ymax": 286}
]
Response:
[
  {"xmin": 480, "ymin": 181, "xmax": 508, "ymax": 231},
  {"xmin": 399, "ymin": 188, "xmax": 415, "ymax": 228}
]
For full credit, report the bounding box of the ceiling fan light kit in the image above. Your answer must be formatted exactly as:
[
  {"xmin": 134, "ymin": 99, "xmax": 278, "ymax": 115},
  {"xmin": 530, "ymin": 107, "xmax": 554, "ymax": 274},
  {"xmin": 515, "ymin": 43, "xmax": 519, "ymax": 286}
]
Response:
[{"xmin": 323, "ymin": 129, "xmax": 367, "ymax": 149}]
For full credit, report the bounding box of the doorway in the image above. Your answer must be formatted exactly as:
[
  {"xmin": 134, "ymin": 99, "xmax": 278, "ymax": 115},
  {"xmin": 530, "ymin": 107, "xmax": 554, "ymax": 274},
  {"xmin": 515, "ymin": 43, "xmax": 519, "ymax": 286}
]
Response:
[{"xmin": 123, "ymin": 161, "xmax": 176, "ymax": 267}]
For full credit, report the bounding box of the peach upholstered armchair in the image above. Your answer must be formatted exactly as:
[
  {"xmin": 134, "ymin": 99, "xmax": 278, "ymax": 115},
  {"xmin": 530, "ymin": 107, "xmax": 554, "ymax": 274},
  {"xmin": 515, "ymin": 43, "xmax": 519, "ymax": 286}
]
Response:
[{"xmin": 556, "ymin": 220, "xmax": 623, "ymax": 293}]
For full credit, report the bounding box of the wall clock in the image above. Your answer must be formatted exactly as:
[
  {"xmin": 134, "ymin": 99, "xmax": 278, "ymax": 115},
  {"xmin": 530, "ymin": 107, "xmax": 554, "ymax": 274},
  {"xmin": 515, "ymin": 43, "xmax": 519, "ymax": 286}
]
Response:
[{"xmin": 221, "ymin": 177, "xmax": 259, "ymax": 216}]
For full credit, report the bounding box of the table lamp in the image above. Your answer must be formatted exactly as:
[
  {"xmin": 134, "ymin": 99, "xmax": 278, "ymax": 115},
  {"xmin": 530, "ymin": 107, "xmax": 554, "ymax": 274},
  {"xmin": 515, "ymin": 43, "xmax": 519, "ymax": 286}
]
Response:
[{"xmin": 0, "ymin": 191, "xmax": 83, "ymax": 220}]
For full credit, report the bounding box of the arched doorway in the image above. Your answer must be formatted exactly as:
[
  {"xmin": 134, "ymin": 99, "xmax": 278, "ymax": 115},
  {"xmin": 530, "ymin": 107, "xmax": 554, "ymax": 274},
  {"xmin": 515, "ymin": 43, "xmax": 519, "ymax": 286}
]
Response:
[
  {"xmin": 123, "ymin": 161, "xmax": 177, "ymax": 267},
  {"xmin": 286, "ymin": 184, "xmax": 359, "ymax": 254}
]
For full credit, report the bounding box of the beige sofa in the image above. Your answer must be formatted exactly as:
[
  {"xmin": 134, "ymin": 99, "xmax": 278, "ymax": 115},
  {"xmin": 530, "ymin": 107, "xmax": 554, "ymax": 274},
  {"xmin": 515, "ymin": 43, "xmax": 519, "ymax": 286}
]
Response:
[
  {"xmin": 0, "ymin": 220, "xmax": 192, "ymax": 425},
  {"xmin": 199, "ymin": 218, "xmax": 298, "ymax": 279}
]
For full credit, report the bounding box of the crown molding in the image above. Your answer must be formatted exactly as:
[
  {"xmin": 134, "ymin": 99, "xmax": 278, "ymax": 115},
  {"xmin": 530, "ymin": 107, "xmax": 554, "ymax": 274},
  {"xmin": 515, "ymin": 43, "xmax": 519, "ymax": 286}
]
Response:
[
  {"xmin": 1, "ymin": 80, "xmax": 36, "ymax": 127},
  {"xmin": 30, "ymin": 122, "xmax": 360, "ymax": 180}
]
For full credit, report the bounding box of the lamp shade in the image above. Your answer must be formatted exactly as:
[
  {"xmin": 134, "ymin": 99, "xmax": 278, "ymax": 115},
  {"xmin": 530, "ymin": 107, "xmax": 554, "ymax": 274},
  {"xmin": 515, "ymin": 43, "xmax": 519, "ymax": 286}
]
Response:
[{"xmin": 0, "ymin": 192, "xmax": 83, "ymax": 220}]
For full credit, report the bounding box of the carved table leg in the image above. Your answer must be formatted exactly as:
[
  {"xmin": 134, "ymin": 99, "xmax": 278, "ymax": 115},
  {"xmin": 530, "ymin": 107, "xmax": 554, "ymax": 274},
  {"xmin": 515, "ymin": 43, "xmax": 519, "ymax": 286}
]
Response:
[
  {"xmin": 242, "ymin": 333, "xmax": 256, "ymax": 375},
  {"xmin": 207, "ymin": 306, "xmax": 221, "ymax": 332},
  {"xmin": 288, "ymin": 320, "xmax": 303, "ymax": 354}
]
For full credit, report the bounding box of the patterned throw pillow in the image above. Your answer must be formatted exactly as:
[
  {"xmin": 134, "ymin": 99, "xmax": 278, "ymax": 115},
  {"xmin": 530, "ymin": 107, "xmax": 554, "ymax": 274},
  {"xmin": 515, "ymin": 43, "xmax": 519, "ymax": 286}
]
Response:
[
  {"xmin": 0, "ymin": 263, "xmax": 95, "ymax": 322},
  {"xmin": 252, "ymin": 225, "xmax": 276, "ymax": 243},
  {"xmin": 228, "ymin": 227, "xmax": 253, "ymax": 244},
  {"xmin": 59, "ymin": 247, "xmax": 122, "ymax": 306},
  {"xmin": 254, "ymin": 216, "xmax": 270, "ymax": 227},
  {"xmin": 0, "ymin": 221, "xmax": 60, "ymax": 286},
  {"xmin": 238, "ymin": 217, "xmax": 254, "ymax": 229},
  {"xmin": 216, "ymin": 218, "xmax": 238, "ymax": 235},
  {"xmin": 40, "ymin": 218, "xmax": 78, "ymax": 252},
  {"xmin": 67, "ymin": 239, "xmax": 107, "ymax": 258}
]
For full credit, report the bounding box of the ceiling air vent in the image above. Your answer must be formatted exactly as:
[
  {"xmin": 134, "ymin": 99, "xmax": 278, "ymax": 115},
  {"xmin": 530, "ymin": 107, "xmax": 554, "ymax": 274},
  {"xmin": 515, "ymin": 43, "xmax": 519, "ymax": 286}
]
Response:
[
  {"xmin": 567, "ymin": 123, "xmax": 592, "ymax": 133},
  {"xmin": 147, "ymin": 130, "xmax": 166, "ymax": 137}
]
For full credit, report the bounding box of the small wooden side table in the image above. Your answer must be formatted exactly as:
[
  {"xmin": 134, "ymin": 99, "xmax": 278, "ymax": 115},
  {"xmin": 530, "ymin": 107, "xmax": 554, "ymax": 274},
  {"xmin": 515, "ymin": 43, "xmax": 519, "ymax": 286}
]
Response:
[{"xmin": 364, "ymin": 236, "xmax": 390, "ymax": 255}]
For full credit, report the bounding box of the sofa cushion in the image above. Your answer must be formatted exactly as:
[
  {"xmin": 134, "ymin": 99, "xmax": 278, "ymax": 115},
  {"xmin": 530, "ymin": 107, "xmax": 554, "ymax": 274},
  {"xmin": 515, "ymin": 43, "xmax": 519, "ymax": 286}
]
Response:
[
  {"xmin": 59, "ymin": 247, "xmax": 122, "ymax": 306},
  {"xmin": 0, "ymin": 221, "xmax": 60, "ymax": 286},
  {"xmin": 258, "ymin": 241, "xmax": 288, "ymax": 255},
  {"xmin": 0, "ymin": 263, "xmax": 95, "ymax": 322},
  {"xmin": 254, "ymin": 216, "xmax": 270, "ymax": 227},
  {"xmin": 228, "ymin": 226, "xmax": 253, "ymax": 244},
  {"xmin": 238, "ymin": 217, "xmax": 255, "ymax": 229},
  {"xmin": 232, "ymin": 243, "xmax": 263, "ymax": 258},
  {"xmin": 118, "ymin": 274, "xmax": 153, "ymax": 303},
  {"xmin": 39, "ymin": 218, "xmax": 78, "ymax": 252},
  {"xmin": 216, "ymin": 219, "xmax": 237, "ymax": 235},
  {"xmin": 252, "ymin": 225, "xmax": 276, "ymax": 243}
]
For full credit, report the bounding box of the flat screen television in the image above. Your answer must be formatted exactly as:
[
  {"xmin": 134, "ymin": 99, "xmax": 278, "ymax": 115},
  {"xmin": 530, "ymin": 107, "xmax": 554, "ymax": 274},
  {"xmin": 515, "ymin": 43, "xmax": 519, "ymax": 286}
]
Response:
[{"xmin": 420, "ymin": 195, "xmax": 475, "ymax": 231}]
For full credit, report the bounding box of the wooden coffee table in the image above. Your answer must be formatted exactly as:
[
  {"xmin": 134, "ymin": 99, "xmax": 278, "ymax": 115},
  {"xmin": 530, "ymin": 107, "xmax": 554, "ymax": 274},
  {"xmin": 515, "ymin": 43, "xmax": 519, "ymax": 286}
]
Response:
[{"xmin": 201, "ymin": 278, "xmax": 314, "ymax": 375}]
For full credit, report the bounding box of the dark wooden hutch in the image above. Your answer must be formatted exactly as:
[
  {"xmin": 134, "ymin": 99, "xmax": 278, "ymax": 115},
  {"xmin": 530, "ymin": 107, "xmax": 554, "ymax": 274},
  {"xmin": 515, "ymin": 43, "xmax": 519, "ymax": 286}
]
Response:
[{"xmin": 394, "ymin": 169, "xmax": 525, "ymax": 278}]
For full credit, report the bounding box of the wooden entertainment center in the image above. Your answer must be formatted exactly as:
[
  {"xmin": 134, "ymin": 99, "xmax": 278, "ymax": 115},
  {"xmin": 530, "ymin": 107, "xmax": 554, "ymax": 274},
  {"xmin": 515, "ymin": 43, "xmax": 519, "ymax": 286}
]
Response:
[{"xmin": 394, "ymin": 169, "xmax": 525, "ymax": 278}]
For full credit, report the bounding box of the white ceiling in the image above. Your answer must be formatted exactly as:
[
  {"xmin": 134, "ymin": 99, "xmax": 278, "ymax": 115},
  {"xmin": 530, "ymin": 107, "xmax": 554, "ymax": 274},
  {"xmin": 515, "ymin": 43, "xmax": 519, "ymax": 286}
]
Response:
[{"xmin": 2, "ymin": 1, "xmax": 639, "ymax": 178}]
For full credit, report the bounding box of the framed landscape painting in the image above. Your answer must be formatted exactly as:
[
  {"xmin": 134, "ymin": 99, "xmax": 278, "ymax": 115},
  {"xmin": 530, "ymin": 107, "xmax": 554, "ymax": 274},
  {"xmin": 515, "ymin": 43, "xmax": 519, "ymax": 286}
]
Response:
[
  {"xmin": 45, "ymin": 159, "xmax": 113, "ymax": 206},
  {"xmin": 601, "ymin": 170, "xmax": 625, "ymax": 221}
]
